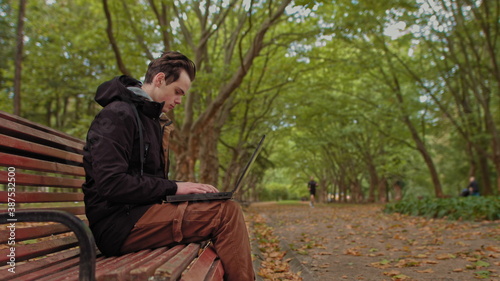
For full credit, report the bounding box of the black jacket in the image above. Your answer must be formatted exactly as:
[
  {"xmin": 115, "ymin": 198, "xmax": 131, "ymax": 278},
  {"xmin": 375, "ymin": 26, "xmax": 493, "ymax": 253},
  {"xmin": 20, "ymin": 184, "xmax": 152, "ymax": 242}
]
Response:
[{"xmin": 82, "ymin": 75, "xmax": 178, "ymax": 256}]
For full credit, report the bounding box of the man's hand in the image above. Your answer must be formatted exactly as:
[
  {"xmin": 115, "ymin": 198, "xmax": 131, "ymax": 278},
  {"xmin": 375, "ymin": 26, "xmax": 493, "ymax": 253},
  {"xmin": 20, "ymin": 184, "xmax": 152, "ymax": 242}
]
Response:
[{"xmin": 176, "ymin": 182, "xmax": 219, "ymax": 195}]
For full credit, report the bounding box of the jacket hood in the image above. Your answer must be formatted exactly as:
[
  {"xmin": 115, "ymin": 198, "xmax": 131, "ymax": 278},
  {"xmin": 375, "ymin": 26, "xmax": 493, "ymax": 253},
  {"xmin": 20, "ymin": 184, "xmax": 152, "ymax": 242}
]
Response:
[
  {"xmin": 95, "ymin": 75, "xmax": 164, "ymax": 119},
  {"xmin": 95, "ymin": 75, "xmax": 143, "ymax": 107}
]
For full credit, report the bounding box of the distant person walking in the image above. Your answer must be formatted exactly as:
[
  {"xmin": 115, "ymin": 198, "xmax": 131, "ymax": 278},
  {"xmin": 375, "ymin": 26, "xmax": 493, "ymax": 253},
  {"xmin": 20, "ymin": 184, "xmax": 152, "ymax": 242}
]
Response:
[{"xmin": 307, "ymin": 176, "xmax": 317, "ymax": 207}]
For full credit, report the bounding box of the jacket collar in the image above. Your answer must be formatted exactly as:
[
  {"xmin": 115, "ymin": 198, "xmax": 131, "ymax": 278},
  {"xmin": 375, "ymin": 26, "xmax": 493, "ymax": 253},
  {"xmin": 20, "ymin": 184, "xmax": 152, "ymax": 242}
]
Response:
[
  {"xmin": 138, "ymin": 99, "xmax": 164, "ymax": 119},
  {"xmin": 126, "ymin": 85, "xmax": 164, "ymax": 119}
]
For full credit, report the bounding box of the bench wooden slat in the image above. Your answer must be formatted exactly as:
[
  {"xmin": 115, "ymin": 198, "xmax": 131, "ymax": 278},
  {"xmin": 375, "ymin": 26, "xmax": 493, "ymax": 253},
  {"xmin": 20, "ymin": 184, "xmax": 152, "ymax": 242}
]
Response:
[
  {"xmin": 0, "ymin": 152, "xmax": 84, "ymax": 176},
  {"xmin": 0, "ymin": 112, "xmax": 84, "ymax": 153},
  {"xmin": 95, "ymin": 250, "xmax": 154, "ymax": 281},
  {"xmin": 154, "ymin": 243, "xmax": 200, "ymax": 281},
  {"xmin": 34, "ymin": 257, "xmax": 106, "ymax": 281},
  {"xmin": 0, "ymin": 134, "xmax": 83, "ymax": 163},
  {"xmin": 15, "ymin": 206, "xmax": 85, "ymax": 216},
  {"xmin": 180, "ymin": 245, "xmax": 218, "ymax": 281},
  {"xmin": 129, "ymin": 245, "xmax": 184, "ymax": 281},
  {"xmin": 0, "ymin": 236, "xmax": 78, "ymax": 263},
  {"xmin": 204, "ymin": 259, "xmax": 224, "ymax": 281},
  {"xmin": 0, "ymin": 111, "xmax": 85, "ymax": 147},
  {"xmin": 35, "ymin": 256, "xmax": 107, "ymax": 281},
  {"xmin": 0, "ymin": 153, "xmax": 84, "ymax": 176},
  {"xmin": 0, "ymin": 223, "xmax": 69, "ymax": 243},
  {"xmin": 101, "ymin": 247, "xmax": 169, "ymax": 281},
  {"xmin": 0, "ymin": 170, "xmax": 84, "ymax": 188},
  {"xmin": 38, "ymin": 254, "xmax": 113, "ymax": 281},
  {"xmin": 0, "ymin": 248, "xmax": 81, "ymax": 280},
  {"xmin": 0, "ymin": 191, "xmax": 83, "ymax": 203},
  {"xmin": 10, "ymin": 255, "xmax": 81, "ymax": 281}
]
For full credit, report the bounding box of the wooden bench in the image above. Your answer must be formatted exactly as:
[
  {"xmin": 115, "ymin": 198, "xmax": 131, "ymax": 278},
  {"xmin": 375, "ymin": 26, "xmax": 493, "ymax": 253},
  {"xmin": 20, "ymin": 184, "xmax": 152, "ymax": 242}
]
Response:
[{"xmin": 0, "ymin": 110, "xmax": 224, "ymax": 281}]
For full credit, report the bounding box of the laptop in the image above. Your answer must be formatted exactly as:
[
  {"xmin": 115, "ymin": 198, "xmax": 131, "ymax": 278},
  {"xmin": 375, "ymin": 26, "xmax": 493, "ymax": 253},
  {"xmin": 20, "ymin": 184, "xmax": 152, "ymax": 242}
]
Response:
[{"xmin": 165, "ymin": 135, "xmax": 266, "ymax": 203}]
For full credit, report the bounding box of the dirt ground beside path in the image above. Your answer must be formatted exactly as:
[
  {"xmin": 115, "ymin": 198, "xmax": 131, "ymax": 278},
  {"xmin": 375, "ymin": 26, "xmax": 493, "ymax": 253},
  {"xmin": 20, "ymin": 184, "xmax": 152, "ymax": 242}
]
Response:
[{"xmin": 248, "ymin": 202, "xmax": 500, "ymax": 281}]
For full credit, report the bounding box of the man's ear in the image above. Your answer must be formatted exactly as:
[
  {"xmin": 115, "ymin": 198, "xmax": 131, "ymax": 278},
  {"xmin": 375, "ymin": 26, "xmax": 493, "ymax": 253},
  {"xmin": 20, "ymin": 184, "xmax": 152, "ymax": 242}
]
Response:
[{"xmin": 154, "ymin": 72, "xmax": 165, "ymax": 87}]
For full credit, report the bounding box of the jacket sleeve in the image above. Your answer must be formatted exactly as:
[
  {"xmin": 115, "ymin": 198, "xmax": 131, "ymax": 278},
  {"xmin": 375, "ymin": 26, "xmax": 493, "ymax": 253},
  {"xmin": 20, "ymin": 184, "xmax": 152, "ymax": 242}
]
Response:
[{"xmin": 86, "ymin": 102, "xmax": 177, "ymax": 204}]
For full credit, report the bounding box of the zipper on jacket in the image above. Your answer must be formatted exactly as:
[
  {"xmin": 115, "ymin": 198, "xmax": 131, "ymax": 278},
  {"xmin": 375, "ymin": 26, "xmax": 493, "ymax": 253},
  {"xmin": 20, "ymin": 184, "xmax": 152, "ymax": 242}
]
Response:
[{"xmin": 143, "ymin": 143, "xmax": 150, "ymax": 163}]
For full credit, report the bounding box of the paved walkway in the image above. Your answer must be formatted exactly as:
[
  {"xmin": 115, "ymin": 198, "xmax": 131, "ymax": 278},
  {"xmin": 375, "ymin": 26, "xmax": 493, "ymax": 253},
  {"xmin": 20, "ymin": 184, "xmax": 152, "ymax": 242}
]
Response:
[{"xmin": 248, "ymin": 202, "xmax": 500, "ymax": 281}]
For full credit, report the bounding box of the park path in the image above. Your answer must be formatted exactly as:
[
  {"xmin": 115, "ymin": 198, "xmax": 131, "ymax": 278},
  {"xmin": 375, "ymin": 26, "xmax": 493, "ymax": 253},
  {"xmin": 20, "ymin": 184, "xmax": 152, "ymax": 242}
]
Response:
[{"xmin": 247, "ymin": 202, "xmax": 500, "ymax": 281}]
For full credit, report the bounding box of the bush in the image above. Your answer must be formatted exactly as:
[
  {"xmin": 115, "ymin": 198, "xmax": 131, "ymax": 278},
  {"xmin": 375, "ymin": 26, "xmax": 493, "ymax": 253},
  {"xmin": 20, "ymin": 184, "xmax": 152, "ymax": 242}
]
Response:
[{"xmin": 384, "ymin": 196, "xmax": 500, "ymax": 221}]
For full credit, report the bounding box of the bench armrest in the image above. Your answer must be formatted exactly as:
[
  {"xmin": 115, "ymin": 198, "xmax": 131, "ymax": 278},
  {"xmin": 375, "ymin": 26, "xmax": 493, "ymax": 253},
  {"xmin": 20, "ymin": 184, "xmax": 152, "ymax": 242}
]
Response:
[{"xmin": 0, "ymin": 210, "xmax": 96, "ymax": 281}]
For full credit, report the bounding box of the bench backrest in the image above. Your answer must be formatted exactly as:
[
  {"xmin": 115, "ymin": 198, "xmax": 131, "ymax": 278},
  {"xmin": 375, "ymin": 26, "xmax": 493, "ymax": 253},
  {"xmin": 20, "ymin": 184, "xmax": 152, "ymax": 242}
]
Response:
[{"xmin": 0, "ymin": 110, "xmax": 87, "ymax": 264}]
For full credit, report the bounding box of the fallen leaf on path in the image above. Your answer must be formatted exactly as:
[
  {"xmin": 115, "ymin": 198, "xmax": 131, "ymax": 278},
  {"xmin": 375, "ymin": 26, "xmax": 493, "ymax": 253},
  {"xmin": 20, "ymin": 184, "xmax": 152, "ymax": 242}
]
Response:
[
  {"xmin": 318, "ymin": 251, "xmax": 332, "ymax": 255},
  {"xmin": 393, "ymin": 275, "xmax": 412, "ymax": 280},
  {"xmin": 370, "ymin": 259, "xmax": 392, "ymax": 269},
  {"xmin": 383, "ymin": 270, "xmax": 401, "ymax": 276},
  {"xmin": 485, "ymin": 245, "xmax": 500, "ymax": 253},
  {"xmin": 416, "ymin": 268, "xmax": 434, "ymax": 273},
  {"xmin": 414, "ymin": 254, "xmax": 428, "ymax": 258},
  {"xmin": 395, "ymin": 259, "xmax": 421, "ymax": 268},
  {"xmin": 344, "ymin": 248, "xmax": 362, "ymax": 256},
  {"xmin": 436, "ymin": 253, "xmax": 455, "ymax": 260}
]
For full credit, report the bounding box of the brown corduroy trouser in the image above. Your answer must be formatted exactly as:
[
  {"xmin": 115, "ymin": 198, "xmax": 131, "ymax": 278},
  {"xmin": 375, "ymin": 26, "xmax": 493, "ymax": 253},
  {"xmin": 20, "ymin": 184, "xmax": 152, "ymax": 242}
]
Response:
[{"xmin": 120, "ymin": 200, "xmax": 255, "ymax": 281}]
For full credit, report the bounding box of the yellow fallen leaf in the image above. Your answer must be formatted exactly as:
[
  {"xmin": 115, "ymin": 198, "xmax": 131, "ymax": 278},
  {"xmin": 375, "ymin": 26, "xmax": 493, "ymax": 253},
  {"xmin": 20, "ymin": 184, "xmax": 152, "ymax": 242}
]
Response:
[{"xmin": 436, "ymin": 253, "xmax": 455, "ymax": 260}]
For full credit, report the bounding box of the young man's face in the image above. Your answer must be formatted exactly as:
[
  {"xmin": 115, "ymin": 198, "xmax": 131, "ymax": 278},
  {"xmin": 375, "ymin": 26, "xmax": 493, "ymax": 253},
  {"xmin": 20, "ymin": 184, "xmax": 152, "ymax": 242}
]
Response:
[{"xmin": 150, "ymin": 70, "xmax": 192, "ymax": 113}]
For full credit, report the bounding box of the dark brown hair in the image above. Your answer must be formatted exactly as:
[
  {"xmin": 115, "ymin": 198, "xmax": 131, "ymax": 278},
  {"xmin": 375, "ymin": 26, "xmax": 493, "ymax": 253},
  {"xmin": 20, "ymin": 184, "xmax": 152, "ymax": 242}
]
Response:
[{"xmin": 144, "ymin": 51, "xmax": 196, "ymax": 85}]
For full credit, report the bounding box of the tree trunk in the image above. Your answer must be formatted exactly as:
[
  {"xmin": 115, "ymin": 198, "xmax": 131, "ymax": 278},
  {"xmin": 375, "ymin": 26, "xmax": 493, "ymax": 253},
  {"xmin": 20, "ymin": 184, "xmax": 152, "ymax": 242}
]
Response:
[
  {"xmin": 482, "ymin": 106, "xmax": 500, "ymax": 194},
  {"xmin": 174, "ymin": 135, "xmax": 199, "ymax": 182},
  {"xmin": 389, "ymin": 68, "xmax": 444, "ymax": 197},
  {"xmin": 318, "ymin": 177, "xmax": 328, "ymax": 203},
  {"xmin": 14, "ymin": 0, "xmax": 27, "ymax": 116},
  {"xmin": 102, "ymin": 0, "xmax": 132, "ymax": 76},
  {"xmin": 407, "ymin": 117, "xmax": 444, "ymax": 197},
  {"xmin": 378, "ymin": 177, "xmax": 387, "ymax": 203},
  {"xmin": 393, "ymin": 180, "xmax": 403, "ymax": 201},
  {"xmin": 351, "ymin": 180, "xmax": 363, "ymax": 203},
  {"xmin": 199, "ymin": 118, "xmax": 220, "ymax": 186},
  {"xmin": 366, "ymin": 161, "xmax": 379, "ymax": 203},
  {"xmin": 477, "ymin": 153, "xmax": 491, "ymax": 195},
  {"xmin": 45, "ymin": 101, "xmax": 52, "ymax": 127}
]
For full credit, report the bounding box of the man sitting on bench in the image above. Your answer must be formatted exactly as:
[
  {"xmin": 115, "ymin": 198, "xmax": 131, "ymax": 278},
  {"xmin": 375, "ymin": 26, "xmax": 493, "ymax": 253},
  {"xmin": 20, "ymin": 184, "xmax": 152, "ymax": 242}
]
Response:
[{"xmin": 82, "ymin": 51, "xmax": 255, "ymax": 281}]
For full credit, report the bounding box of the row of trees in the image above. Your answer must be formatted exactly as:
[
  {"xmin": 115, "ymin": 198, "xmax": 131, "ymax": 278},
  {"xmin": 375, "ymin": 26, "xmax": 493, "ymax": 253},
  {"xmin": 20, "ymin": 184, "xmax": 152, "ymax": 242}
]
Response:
[
  {"xmin": 275, "ymin": 0, "xmax": 500, "ymax": 202},
  {"xmin": 1, "ymin": 0, "xmax": 499, "ymax": 202}
]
